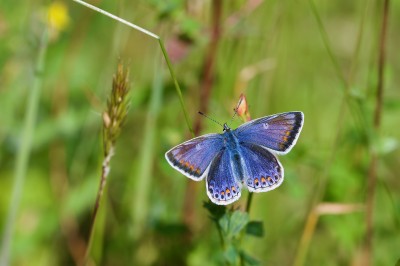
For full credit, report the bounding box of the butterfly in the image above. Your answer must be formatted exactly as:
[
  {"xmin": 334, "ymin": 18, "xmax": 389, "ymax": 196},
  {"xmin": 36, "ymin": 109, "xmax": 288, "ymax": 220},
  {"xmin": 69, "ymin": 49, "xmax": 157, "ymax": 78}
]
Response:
[{"xmin": 165, "ymin": 111, "xmax": 304, "ymax": 205}]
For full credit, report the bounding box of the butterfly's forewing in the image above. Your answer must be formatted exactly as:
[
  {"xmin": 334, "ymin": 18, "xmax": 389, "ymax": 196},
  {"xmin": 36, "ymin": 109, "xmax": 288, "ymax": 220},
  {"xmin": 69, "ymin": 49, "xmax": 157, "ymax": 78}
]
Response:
[
  {"xmin": 239, "ymin": 142, "xmax": 283, "ymax": 192},
  {"xmin": 165, "ymin": 134, "xmax": 224, "ymax": 180},
  {"xmin": 206, "ymin": 150, "xmax": 241, "ymax": 205},
  {"xmin": 236, "ymin": 111, "xmax": 304, "ymax": 155}
]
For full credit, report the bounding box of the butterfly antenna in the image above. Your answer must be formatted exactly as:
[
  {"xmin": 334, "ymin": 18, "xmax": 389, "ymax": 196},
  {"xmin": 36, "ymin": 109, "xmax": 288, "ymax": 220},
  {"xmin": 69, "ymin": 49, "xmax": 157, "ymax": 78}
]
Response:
[
  {"xmin": 198, "ymin": 111, "xmax": 224, "ymax": 128},
  {"xmin": 230, "ymin": 107, "xmax": 238, "ymax": 125},
  {"xmin": 229, "ymin": 96, "xmax": 242, "ymax": 125}
]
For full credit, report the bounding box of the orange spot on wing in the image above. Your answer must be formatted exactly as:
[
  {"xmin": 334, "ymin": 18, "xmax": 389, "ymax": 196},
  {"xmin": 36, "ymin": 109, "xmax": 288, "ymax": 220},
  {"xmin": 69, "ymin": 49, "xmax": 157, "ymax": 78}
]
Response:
[
  {"xmin": 226, "ymin": 188, "xmax": 231, "ymax": 195},
  {"xmin": 261, "ymin": 176, "xmax": 266, "ymax": 183},
  {"xmin": 282, "ymin": 136, "xmax": 288, "ymax": 142},
  {"xmin": 285, "ymin": 131, "xmax": 291, "ymax": 136},
  {"xmin": 196, "ymin": 168, "xmax": 201, "ymax": 174},
  {"xmin": 267, "ymin": 176, "xmax": 273, "ymax": 183}
]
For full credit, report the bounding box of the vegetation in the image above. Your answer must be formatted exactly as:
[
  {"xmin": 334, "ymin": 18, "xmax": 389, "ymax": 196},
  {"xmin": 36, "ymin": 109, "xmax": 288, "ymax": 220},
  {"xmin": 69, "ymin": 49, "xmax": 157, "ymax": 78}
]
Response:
[{"xmin": 0, "ymin": 0, "xmax": 399, "ymax": 265}]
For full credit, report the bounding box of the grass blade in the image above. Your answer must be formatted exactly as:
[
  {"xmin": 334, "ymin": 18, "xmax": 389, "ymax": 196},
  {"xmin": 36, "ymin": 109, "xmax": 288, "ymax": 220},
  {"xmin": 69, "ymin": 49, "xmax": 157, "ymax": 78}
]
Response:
[{"xmin": 0, "ymin": 30, "xmax": 49, "ymax": 266}]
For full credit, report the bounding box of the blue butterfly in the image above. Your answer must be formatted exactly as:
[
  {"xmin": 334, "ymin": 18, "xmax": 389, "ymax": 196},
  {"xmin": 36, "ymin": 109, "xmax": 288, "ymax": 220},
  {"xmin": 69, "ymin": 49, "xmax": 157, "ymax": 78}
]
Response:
[{"xmin": 165, "ymin": 111, "xmax": 304, "ymax": 205}]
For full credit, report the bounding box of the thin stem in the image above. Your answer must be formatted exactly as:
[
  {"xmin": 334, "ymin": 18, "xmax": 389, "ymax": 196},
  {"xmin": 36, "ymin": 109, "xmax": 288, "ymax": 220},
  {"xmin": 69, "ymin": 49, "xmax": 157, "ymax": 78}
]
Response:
[
  {"xmin": 72, "ymin": 0, "xmax": 158, "ymax": 39},
  {"xmin": 216, "ymin": 221, "xmax": 225, "ymax": 249},
  {"xmin": 0, "ymin": 30, "xmax": 48, "ymax": 266},
  {"xmin": 193, "ymin": 0, "xmax": 223, "ymax": 134},
  {"xmin": 294, "ymin": 1, "xmax": 371, "ymax": 264},
  {"xmin": 373, "ymin": 1, "xmax": 388, "ymax": 129},
  {"xmin": 183, "ymin": 0, "xmax": 223, "ymax": 233},
  {"xmin": 84, "ymin": 63, "xmax": 130, "ymax": 264},
  {"xmin": 364, "ymin": 0, "xmax": 389, "ymax": 264},
  {"xmin": 131, "ymin": 57, "xmax": 164, "ymax": 240},
  {"xmin": 311, "ymin": 0, "xmax": 367, "ymax": 132},
  {"xmin": 347, "ymin": 0, "xmax": 371, "ymax": 85},
  {"xmin": 308, "ymin": 0, "xmax": 347, "ymax": 89},
  {"xmin": 159, "ymin": 39, "xmax": 194, "ymax": 136},
  {"xmin": 72, "ymin": 0, "xmax": 194, "ymax": 136},
  {"xmin": 245, "ymin": 192, "xmax": 254, "ymax": 214},
  {"xmin": 84, "ymin": 147, "xmax": 114, "ymax": 265},
  {"xmin": 309, "ymin": 0, "xmax": 366, "ymax": 132},
  {"xmin": 293, "ymin": 97, "xmax": 346, "ymax": 266}
]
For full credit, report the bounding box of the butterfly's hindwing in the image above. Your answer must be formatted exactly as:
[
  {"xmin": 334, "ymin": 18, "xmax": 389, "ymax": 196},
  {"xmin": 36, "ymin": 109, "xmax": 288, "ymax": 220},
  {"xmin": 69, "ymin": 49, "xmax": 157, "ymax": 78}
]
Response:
[
  {"xmin": 165, "ymin": 134, "xmax": 224, "ymax": 180},
  {"xmin": 236, "ymin": 111, "xmax": 304, "ymax": 154},
  {"xmin": 206, "ymin": 150, "xmax": 241, "ymax": 205},
  {"xmin": 239, "ymin": 142, "xmax": 284, "ymax": 192}
]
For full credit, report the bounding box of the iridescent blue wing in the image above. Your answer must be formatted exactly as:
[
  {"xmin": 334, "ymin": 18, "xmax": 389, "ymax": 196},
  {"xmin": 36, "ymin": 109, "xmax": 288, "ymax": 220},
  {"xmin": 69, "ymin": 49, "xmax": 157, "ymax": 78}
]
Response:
[
  {"xmin": 235, "ymin": 111, "xmax": 304, "ymax": 155},
  {"xmin": 165, "ymin": 134, "xmax": 224, "ymax": 180},
  {"xmin": 239, "ymin": 142, "xmax": 284, "ymax": 192},
  {"xmin": 206, "ymin": 150, "xmax": 241, "ymax": 205}
]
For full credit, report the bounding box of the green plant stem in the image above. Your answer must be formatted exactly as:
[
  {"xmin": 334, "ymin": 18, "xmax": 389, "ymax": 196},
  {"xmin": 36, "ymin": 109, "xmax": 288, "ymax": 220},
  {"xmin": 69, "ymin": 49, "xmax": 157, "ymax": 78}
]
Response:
[
  {"xmin": 293, "ymin": 100, "xmax": 346, "ymax": 266},
  {"xmin": 216, "ymin": 221, "xmax": 225, "ymax": 249},
  {"xmin": 308, "ymin": 0, "xmax": 346, "ymax": 88},
  {"xmin": 294, "ymin": 1, "xmax": 371, "ymax": 265},
  {"xmin": 309, "ymin": 0, "xmax": 367, "ymax": 134},
  {"xmin": 84, "ymin": 62, "xmax": 130, "ymax": 264},
  {"xmin": 131, "ymin": 56, "xmax": 164, "ymax": 240},
  {"xmin": 364, "ymin": 0, "xmax": 389, "ymax": 264},
  {"xmin": 0, "ymin": 29, "xmax": 48, "ymax": 266},
  {"xmin": 84, "ymin": 147, "xmax": 114, "ymax": 265},
  {"xmin": 72, "ymin": 0, "xmax": 194, "ymax": 137},
  {"xmin": 183, "ymin": 0, "xmax": 223, "ymax": 235},
  {"xmin": 245, "ymin": 192, "xmax": 253, "ymax": 214},
  {"xmin": 158, "ymin": 39, "xmax": 194, "ymax": 136}
]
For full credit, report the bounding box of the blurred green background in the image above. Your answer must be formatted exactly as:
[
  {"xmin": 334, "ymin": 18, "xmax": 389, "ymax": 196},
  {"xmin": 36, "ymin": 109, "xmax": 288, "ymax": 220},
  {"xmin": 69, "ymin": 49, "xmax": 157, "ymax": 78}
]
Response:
[{"xmin": 0, "ymin": 0, "xmax": 399, "ymax": 265}]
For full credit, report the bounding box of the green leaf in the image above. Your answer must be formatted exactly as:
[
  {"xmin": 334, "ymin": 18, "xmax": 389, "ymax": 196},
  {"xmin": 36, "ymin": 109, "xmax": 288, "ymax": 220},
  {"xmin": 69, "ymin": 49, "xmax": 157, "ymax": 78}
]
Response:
[
  {"xmin": 246, "ymin": 221, "xmax": 264, "ymax": 237},
  {"xmin": 240, "ymin": 251, "xmax": 260, "ymax": 266},
  {"xmin": 203, "ymin": 201, "xmax": 226, "ymax": 221},
  {"xmin": 217, "ymin": 210, "xmax": 249, "ymax": 238},
  {"xmin": 218, "ymin": 213, "xmax": 230, "ymax": 236},
  {"xmin": 396, "ymin": 258, "xmax": 400, "ymax": 266},
  {"xmin": 224, "ymin": 244, "xmax": 239, "ymax": 264},
  {"xmin": 229, "ymin": 211, "xmax": 249, "ymax": 236}
]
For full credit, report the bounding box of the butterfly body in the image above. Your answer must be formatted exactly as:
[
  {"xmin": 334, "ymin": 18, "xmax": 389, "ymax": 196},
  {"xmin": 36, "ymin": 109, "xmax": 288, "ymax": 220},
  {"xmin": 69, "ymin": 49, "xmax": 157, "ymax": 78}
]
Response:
[
  {"xmin": 166, "ymin": 111, "xmax": 304, "ymax": 205},
  {"xmin": 220, "ymin": 126, "xmax": 245, "ymax": 182}
]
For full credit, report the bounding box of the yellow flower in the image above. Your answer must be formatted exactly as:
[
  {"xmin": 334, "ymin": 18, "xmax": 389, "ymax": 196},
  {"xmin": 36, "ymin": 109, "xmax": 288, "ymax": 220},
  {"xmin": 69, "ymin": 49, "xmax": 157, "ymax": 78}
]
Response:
[{"xmin": 47, "ymin": 1, "xmax": 70, "ymax": 32}]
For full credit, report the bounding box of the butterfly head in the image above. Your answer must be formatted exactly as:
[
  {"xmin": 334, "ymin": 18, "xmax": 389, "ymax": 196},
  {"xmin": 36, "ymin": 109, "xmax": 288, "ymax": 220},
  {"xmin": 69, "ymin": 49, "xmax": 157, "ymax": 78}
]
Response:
[{"xmin": 223, "ymin": 123, "xmax": 231, "ymax": 132}]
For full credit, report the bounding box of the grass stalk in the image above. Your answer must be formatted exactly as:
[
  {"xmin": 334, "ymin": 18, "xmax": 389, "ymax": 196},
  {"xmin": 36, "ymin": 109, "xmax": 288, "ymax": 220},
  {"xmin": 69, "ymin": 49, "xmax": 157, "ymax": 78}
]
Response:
[
  {"xmin": 84, "ymin": 63, "xmax": 131, "ymax": 264},
  {"xmin": 183, "ymin": 0, "xmax": 223, "ymax": 232},
  {"xmin": 245, "ymin": 192, "xmax": 253, "ymax": 214},
  {"xmin": 364, "ymin": 0, "xmax": 390, "ymax": 264},
  {"xmin": 72, "ymin": 0, "xmax": 193, "ymax": 136},
  {"xmin": 294, "ymin": 1, "xmax": 371, "ymax": 265},
  {"xmin": 0, "ymin": 29, "xmax": 49, "ymax": 266},
  {"xmin": 131, "ymin": 55, "xmax": 164, "ymax": 240},
  {"xmin": 308, "ymin": 0, "xmax": 347, "ymax": 89},
  {"xmin": 193, "ymin": 0, "xmax": 223, "ymax": 134},
  {"xmin": 293, "ymin": 98, "xmax": 346, "ymax": 266},
  {"xmin": 309, "ymin": 0, "xmax": 367, "ymax": 132}
]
